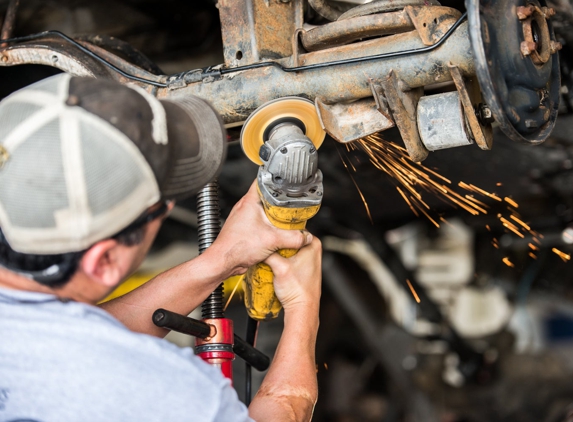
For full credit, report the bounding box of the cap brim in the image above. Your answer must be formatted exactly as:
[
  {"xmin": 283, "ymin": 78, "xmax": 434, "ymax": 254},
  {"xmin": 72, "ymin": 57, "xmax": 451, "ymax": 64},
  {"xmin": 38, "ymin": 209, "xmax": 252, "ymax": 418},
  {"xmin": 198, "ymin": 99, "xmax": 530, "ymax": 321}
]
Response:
[{"xmin": 159, "ymin": 97, "xmax": 227, "ymax": 201}]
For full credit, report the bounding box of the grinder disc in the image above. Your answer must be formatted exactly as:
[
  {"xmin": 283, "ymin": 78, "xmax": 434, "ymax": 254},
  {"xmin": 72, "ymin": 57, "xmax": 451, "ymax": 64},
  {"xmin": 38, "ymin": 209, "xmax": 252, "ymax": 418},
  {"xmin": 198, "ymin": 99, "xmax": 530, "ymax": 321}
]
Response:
[{"xmin": 241, "ymin": 97, "xmax": 326, "ymax": 165}]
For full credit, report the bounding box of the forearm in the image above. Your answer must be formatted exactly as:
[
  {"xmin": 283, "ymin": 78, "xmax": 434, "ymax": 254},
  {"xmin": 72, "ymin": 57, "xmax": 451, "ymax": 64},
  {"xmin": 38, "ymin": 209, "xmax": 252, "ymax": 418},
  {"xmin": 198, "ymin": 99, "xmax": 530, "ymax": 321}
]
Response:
[
  {"xmin": 249, "ymin": 305, "xmax": 319, "ymax": 422},
  {"xmin": 99, "ymin": 247, "xmax": 230, "ymax": 337}
]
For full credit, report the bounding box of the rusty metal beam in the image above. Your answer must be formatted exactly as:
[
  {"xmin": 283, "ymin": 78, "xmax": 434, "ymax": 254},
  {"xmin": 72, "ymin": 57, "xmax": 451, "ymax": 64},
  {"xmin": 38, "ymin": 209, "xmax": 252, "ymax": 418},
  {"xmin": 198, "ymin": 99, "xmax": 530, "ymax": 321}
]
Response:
[
  {"xmin": 300, "ymin": 10, "xmax": 415, "ymax": 52},
  {"xmin": 160, "ymin": 22, "xmax": 474, "ymax": 125}
]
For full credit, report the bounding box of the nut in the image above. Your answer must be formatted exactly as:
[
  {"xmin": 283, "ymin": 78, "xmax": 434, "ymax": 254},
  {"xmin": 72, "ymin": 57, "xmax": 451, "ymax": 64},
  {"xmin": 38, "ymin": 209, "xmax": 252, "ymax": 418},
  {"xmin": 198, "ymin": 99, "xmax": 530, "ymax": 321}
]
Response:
[
  {"xmin": 521, "ymin": 41, "xmax": 537, "ymax": 56},
  {"xmin": 525, "ymin": 119, "xmax": 539, "ymax": 128},
  {"xmin": 550, "ymin": 40, "xmax": 563, "ymax": 54},
  {"xmin": 517, "ymin": 5, "xmax": 534, "ymax": 20},
  {"xmin": 541, "ymin": 7, "xmax": 556, "ymax": 18}
]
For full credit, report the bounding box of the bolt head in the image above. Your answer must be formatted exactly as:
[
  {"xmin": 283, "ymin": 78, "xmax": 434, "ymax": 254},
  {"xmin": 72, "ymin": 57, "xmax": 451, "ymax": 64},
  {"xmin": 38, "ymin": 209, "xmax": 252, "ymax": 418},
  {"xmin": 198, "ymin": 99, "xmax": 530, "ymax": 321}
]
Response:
[
  {"xmin": 550, "ymin": 40, "xmax": 563, "ymax": 54},
  {"xmin": 272, "ymin": 192, "xmax": 279, "ymax": 197},
  {"xmin": 525, "ymin": 119, "xmax": 539, "ymax": 128},
  {"xmin": 317, "ymin": 191, "xmax": 323, "ymax": 197},
  {"xmin": 542, "ymin": 6, "xmax": 556, "ymax": 18},
  {"xmin": 309, "ymin": 147, "xmax": 316, "ymax": 154},
  {"xmin": 517, "ymin": 5, "xmax": 534, "ymax": 20},
  {"xmin": 280, "ymin": 147, "xmax": 288, "ymax": 154},
  {"xmin": 521, "ymin": 41, "xmax": 537, "ymax": 56}
]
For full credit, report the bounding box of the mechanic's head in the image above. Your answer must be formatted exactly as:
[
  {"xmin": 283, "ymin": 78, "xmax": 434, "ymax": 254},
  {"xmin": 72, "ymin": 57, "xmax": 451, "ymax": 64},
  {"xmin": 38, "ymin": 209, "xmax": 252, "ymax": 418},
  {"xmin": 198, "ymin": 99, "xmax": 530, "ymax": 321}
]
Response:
[{"xmin": 0, "ymin": 74, "xmax": 227, "ymax": 299}]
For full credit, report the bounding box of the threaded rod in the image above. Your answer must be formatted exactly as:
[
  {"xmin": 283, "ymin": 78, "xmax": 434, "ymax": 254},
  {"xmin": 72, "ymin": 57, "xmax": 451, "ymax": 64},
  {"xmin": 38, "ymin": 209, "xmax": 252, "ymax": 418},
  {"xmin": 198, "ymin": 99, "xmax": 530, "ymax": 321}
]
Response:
[{"xmin": 197, "ymin": 180, "xmax": 224, "ymax": 319}]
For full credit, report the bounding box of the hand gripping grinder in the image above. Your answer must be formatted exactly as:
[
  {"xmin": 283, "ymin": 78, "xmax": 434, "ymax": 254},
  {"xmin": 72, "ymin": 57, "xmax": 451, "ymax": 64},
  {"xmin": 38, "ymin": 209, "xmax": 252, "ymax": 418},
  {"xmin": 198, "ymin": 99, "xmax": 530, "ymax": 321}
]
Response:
[{"xmin": 240, "ymin": 97, "xmax": 326, "ymax": 320}]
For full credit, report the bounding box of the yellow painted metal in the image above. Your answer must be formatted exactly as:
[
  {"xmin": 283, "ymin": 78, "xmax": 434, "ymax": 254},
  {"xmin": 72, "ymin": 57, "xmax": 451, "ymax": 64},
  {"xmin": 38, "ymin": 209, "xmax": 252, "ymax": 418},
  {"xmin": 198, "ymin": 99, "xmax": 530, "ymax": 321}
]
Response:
[
  {"xmin": 240, "ymin": 97, "xmax": 326, "ymax": 165},
  {"xmin": 243, "ymin": 187, "xmax": 321, "ymax": 320}
]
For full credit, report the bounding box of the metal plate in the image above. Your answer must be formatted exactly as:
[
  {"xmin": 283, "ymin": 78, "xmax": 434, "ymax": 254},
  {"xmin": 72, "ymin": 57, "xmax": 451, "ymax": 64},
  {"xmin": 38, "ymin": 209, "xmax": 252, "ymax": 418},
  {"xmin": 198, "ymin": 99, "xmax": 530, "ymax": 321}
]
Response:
[
  {"xmin": 466, "ymin": 0, "xmax": 560, "ymax": 144},
  {"xmin": 240, "ymin": 97, "xmax": 326, "ymax": 165}
]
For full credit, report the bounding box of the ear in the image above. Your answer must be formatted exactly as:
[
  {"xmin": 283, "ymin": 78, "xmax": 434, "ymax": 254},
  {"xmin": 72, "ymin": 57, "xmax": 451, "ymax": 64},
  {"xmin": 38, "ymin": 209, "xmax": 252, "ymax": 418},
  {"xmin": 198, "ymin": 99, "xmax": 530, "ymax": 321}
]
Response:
[{"xmin": 79, "ymin": 239, "xmax": 128, "ymax": 288}]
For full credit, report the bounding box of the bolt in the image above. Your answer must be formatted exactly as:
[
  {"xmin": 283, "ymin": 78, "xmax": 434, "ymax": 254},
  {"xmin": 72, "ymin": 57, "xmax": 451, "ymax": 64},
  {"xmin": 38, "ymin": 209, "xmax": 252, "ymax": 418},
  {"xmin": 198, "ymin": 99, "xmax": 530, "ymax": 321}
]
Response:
[
  {"xmin": 521, "ymin": 40, "xmax": 537, "ymax": 56},
  {"xmin": 317, "ymin": 191, "xmax": 323, "ymax": 197},
  {"xmin": 280, "ymin": 147, "xmax": 288, "ymax": 154},
  {"xmin": 541, "ymin": 6, "xmax": 556, "ymax": 18},
  {"xmin": 517, "ymin": 5, "xmax": 534, "ymax": 20},
  {"xmin": 272, "ymin": 192, "xmax": 279, "ymax": 197},
  {"xmin": 525, "ymin": 119, "xmax": 539, "ymax": 128},
  {"xmin": 477, "ymin": 103, "xmax": 494, "ymax": 125},
  {"xmin": 51, "ymin": 55, "xmax": 58, "ymax": 63},
  {"xmin": 309, "ymin": 147, "xmax": 316, "ymax": 153},
  {"xmin": 1, "ymin": 55, "xmax": 7, "ymax": 63},
  {"xmin": 550, "ymin": 40, "xmax": 563, "ymax": 54}
]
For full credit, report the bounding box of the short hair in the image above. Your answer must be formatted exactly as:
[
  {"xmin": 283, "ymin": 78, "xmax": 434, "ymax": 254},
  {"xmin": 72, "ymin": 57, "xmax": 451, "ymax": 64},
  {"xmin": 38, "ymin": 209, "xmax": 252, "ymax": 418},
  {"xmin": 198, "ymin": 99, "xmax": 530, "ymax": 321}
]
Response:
[{"xmin": 0, "ymin": 224, "xmax": 146, "ymax": 288}]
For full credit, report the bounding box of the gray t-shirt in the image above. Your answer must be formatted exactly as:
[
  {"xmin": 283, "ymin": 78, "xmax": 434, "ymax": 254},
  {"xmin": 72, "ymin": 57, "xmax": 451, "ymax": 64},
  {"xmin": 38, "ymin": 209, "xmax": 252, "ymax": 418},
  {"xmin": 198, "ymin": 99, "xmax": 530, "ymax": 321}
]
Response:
[{"xmin": 0, "ymin": 287, "xmax": 253, "ymax": 422}]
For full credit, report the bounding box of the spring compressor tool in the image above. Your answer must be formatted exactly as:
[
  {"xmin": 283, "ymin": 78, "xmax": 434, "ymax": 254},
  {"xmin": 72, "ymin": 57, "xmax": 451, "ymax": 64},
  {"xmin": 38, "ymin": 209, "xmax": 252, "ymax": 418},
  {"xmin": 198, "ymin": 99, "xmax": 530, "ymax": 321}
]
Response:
[
  {"xmin": 240, "ymin": 97, "xmax": 326, "ymax": 320},
  {"xmin": 153, "ymin": 182, "xmax": 270, "ymax": 381}
]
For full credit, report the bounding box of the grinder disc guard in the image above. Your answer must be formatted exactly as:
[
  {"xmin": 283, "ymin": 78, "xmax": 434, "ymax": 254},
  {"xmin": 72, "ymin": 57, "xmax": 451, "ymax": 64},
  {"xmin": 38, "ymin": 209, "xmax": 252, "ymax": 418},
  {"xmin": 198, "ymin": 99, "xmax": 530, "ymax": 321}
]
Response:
[
  {"xmin": 466, "ymin": 0, "xmax": 560, "ymax": 144},
  {"xmin": 241, "ymin": 97, "xmax": 326, "ymax": 165}
]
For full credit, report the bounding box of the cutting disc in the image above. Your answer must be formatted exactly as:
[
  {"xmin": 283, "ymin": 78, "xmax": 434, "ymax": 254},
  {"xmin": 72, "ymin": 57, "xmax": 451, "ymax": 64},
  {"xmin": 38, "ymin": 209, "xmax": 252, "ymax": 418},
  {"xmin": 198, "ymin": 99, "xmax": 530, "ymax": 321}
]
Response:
[{"xmin": 240, "ymin": 97, "xmax": 326, "ymax": 165}]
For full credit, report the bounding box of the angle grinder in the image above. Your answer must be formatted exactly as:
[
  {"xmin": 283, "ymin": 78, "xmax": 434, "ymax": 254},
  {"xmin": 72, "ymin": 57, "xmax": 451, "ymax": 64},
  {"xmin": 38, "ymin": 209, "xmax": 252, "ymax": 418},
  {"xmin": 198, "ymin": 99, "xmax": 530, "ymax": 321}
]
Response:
[{"xmin": 240, "ymin": 97, "xmax": 326, "ymax": 320}]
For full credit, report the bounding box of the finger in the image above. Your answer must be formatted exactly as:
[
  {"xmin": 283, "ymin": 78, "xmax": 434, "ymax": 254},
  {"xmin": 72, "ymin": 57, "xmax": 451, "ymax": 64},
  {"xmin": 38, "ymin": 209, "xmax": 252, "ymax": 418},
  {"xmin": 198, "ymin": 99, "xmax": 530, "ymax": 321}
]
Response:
[{"xmin": 264, "ymin": 251, "xmax": 289, "ymax": 274}]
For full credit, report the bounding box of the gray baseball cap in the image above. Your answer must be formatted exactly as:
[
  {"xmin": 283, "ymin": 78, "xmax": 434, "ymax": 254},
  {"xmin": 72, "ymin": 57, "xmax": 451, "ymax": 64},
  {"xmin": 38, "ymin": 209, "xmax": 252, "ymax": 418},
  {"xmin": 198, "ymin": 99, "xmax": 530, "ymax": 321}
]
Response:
[{"xmin": 0, "ymin": 74, "xmax": 227, "ymax": 254}]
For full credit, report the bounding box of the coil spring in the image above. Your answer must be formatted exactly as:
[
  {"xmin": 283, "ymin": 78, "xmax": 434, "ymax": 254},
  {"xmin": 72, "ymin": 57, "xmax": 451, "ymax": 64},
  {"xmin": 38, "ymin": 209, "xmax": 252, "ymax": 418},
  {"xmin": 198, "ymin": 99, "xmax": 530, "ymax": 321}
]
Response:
[{"xmin": 197, "ymin": 180, "xmax": 225, "ymax": 319}]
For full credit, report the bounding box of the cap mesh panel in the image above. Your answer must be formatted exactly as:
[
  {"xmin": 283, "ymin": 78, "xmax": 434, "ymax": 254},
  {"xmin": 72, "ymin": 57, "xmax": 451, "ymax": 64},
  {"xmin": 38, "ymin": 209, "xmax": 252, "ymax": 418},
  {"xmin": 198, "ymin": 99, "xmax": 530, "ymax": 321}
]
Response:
[
  {"xmin": 0, "ymin": 118, "xmax": 68, "ymax": 228},
  {"xmin": 80, "ymin": 119, "xmax": 145, "ymax": 216},
  {"xmin": 27, "ymin": 76, "xmax": 63, "ymax": 95},
  {"xmin": 0, "ymin": 102, "xmax": 43, "ymax": 143}
]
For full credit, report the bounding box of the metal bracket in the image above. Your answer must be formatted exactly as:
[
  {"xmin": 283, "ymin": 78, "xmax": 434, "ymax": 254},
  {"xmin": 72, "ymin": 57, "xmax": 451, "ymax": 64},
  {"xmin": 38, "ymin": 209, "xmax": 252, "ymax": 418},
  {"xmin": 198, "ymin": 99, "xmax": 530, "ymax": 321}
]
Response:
[
  {"xmin": 379, "ymin": 70, "xmax": 428, "ymax": 162},
  {"xmin": 448, "ymin": 63, "xmax": 493, "ymax": 150},
  {"xmin": 315, "ymin": 96, "xmax": 394, "ymax": 144},
  {"xmin": 405, "ymin": 5, "xmax": 462, "ymax": 46}
]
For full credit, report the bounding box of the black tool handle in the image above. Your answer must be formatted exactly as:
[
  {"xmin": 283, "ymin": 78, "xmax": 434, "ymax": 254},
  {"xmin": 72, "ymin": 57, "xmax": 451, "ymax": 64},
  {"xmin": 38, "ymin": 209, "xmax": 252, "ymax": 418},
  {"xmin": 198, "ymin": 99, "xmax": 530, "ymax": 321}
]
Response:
[
  {"xmin": 152, "ymin": 308, "xmax": 211, "ymax": 339},
  {"xmin": 152, "ymin": 308, "xmax": 270, "ymax": 371},
  {"xmin": 234, "ymin": 334, "xmax": 270, "ymax": 372}
]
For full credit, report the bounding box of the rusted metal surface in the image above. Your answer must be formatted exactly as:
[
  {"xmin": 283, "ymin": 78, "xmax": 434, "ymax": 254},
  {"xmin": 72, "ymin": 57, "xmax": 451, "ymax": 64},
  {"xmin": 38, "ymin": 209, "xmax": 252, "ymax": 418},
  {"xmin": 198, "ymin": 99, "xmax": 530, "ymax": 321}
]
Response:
[
  {"xmin": 0, "ymin": 38, "xmax": 164, "ymax": 93},
  {"xmin": 308, "ymin": 0, "xmax": 342, "ymax": 21},
  {"xmin": 338, "ymin": 0, "xmax": 439, "ymax": 20},
  {"xmin": 217, "ymin": 0, "xmax": 301, "ymax": 67},
  {"xmin": 448, "ymin": 63, "xmax": 492, "ymax": 150},
  {"xmin": 370, "ymin": 80, "xmax": 393, "ymax": 121},
  {"xmin": 290, "ymin": 28, "xmax": 305, "ymax": 67},
  {"xmin": 315, "ymin": 96, "xmax": 394, "ymax": 143},
  {"xmin": 405, "ymin": 6, "xmax": 462, "ymax": 46},
  {"xmin": 518, "ymin": 4, "xmax": 552, "ymax": 65},
  {"xmin": 466, "ymin": 0, "xmax": 560, "ymax": 145},
  {"xmin": 1, "ymin": 0, "xmax": 19, "ymax": 48},
  {"xmin": 301, "ymin": 10, "xmax": 414, "ymax": 52},
  {"xmin": 0, "ymin": 9, "xmax": 473, "ymax": 132},
  {"xmin": 417, "ymin": 91, "xmax": 473, "ymax": 151},
  {"xmin": 160, "ymin": 21, "xmax": 474, "ymax": 125},
  {"xmin": 379, "ymin": 70, "xmax": 428, "ymax": 162}
]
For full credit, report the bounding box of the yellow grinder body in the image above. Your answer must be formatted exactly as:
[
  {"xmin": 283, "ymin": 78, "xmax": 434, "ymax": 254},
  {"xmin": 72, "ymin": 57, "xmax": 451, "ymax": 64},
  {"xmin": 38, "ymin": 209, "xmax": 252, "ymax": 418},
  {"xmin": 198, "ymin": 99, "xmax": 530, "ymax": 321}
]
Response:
[{"xmin": 240, "ymin": 97, "xmax": 325, "ymax": 320}]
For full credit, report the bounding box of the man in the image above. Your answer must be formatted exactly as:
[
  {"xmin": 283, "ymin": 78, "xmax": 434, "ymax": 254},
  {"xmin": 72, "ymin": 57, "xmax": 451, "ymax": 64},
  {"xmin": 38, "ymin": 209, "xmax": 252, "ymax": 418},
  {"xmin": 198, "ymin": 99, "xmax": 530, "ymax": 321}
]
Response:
[{"xmin": 0, "ymin": 74, "xmax": 322, "ymax": 421}]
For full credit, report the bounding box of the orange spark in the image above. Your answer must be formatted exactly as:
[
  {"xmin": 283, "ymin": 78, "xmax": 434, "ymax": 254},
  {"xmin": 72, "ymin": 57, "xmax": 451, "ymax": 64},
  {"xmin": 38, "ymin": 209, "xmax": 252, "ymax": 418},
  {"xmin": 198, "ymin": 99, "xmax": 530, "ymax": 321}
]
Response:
[
  {"xmin": 552, "ymin": 248, "xmax": 571, "ymax": 262},
  {"xmin": 224, "ymin": 276, "xmax": 243, "ymax": 311},
  {"xmin": 510, "ymin": 215, "xmax": 530, "ymax": 231},
  {"xmin": 406, "ymin": 279, "xmax": 421, "ymax": 303},
  {"xmin": 502, "ymin": 257, "xmax": 515, "ymax": 267},
  {"xmin": 504, "ymin": 197, "xmax": 519, "ymax": 208},
  {"xmin": 529, "ymin": 253, "xmax": 537, "ymax": 259}
]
